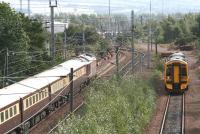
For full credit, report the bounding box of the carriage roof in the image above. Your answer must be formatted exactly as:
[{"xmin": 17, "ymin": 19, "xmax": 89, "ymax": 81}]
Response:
[{"xmin": 0, "ymin": 54, "xmax": 96, "ymax": 109}]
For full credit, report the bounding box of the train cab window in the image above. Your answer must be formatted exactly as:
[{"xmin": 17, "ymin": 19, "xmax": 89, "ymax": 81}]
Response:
[
  {"xmin": 13, "ymin": 105, "xmax": 17, "ymax": 115},
  {"xmin": 181, "ymin": 66, "xmax": 187, "ymax": 76},
  {"xmin": 166, "ymin": 65, "xmax": 172, "ymax": 76},
  {"xmin": 5, "ymin": 110, "xmax": 8, "ymax": 120},
  {"xmin": 0, "ymin": 112, "xmax": 4, "ymax": 123},
  {"xmin": 9, "ymin": 108, "xmax": 13, "ymax": 117}
]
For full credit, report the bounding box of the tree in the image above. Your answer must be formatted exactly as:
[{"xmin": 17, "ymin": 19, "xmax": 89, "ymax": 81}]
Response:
[
  {"xmin": 0, "ymin": 2, "xmax": 30, "ymax": 51},
  {"xmin": 153, "ymin": 24, "xmax": 163, "ymax": 54},
  {"xmin": 0, "ymin": 2, "xmax": 49, "ymax": 87},
  {"xmin": 20, "ymin": 14, "xmax": 47, "ymax": 52}
]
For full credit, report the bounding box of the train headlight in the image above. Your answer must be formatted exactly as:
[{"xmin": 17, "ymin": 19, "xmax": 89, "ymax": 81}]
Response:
[{"xmin": 166, "ymin": 76, "xmax": 172, "ymax": 83}]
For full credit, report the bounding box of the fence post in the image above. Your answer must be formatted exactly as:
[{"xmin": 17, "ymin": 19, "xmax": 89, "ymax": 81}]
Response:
[{"xmin": 116, "ymin": 46, "xmax": 119, "ymax": 79}]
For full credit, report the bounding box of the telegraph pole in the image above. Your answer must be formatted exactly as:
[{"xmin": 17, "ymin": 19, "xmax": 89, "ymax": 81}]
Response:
[
  {"xmin": 49, "ymin": 0, "xmax": 57, "ymax": 60},
  {"xmin": 82, "ymin": 20, "xmax": 85, "ymax": 53},
  {"xmin": 108, "ymin": 0, "xmax": 111, "ymax": 35},
  {"xmin": 131, "ymin": 10, "xmax": 135, "ymax": 73},
  {"xmin": 20, "ymin": 0, "xmax": 22, "ymax": 12},
  {"xmin": 3, "ymin": 48, "xmax": 8, "ymax": 87},
  {"xmin": 147, "ymin": 0, "xmax": 151, "ymax": 68},
  {"xmin": 64, "ymin": 24, "xmax": 67, "ymax": 60},
  {"xmin": 28, "ymin": 0, "xmax": 30, "ymax": 17},
  {"xmin": 150, "ymin": 0, "xmax": 153, "ymax": 51},
  {"xmin": 140, "ymin": 16, "xmax": 143, "ymax": 25},
  {"xmin": 116, "ymin": 46, "xmax": 119, "ymax": 79},
  {"xmin": 70, "ymin": 68, "xmax": 74, "ymax": 113},
  {"xmin": 162, "ymin": 0, "xmax": 164, "ymax": 17}
]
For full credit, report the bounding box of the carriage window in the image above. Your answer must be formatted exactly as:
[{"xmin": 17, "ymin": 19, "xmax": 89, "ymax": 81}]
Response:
[
  {"xmin": 5, "ymin": 110, "xmax": 8, "ymax": 120},
  {"xmin": 33, "ymin": 95, "xmax": 35, "ymax": 104},
  {"xmin": 26, "ymin": 99, "xmax": 29, "ymax": 108},
  {"xmin": 166, "ymin": 65, "xmax": 172, "ymax": 76},
  {"xmin": 39, "ymin": 92, "xmax": 42, "ymax": 100},
  {"xmin": 42, "ymin": 92, "xmax": 44, "ymax": 98},
  {"xmin": 29, "ymin": 97, "xmax": 32, "ymax": 106},
  {"xmin": 0, "ymin": 112, "xmax": 4, "ymax": 123},
  {"xmin": 14, "ymin": 105, "xmax": 17, "ymax": 115},
  {"xmin": 36, "ymin": 94, "xmax": 39, "ymax": 102},
  {"xmin": 181, "ymin": 66, "xmax": 187, "ymax": 76},
  {"xmin": 9, "ymin": 108, "xmax": 13, "ymax": 117}
]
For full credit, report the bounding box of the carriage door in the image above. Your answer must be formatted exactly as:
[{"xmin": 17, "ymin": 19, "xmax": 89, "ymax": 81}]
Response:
[{"xmin": 173, "ymin": 64, "xmax": 180, "ymax": 90}]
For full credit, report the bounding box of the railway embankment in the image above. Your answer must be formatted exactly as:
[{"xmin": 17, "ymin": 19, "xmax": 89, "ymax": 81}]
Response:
[{"xmin": 55, "ymin": 75, "xmax": 157, "ymax": 134}]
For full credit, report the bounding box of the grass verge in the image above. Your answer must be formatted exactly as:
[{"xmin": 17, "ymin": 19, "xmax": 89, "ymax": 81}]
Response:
[{"xmin": 56, "ymin": 76, "xmax": 156, "ymax": 134}]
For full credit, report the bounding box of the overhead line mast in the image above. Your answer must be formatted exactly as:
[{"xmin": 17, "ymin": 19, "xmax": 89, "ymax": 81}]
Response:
[
  {"xmin": 147, "ymin": 0, "xmax": 152, "ymax": 68},
  {"xmin": 20, "ymin": 0, "xmax": 22, "ymax": 12},
  {"xmin": 131, "ymin": 10, "xmax": 135, "ymax": 73},
  {"xmin": 28, "ymin": 0, "xmax": 30, "ymax": 17},
  {"xmin": 49, "ymin": 0, "xmax": 57, "ymax": 60}
]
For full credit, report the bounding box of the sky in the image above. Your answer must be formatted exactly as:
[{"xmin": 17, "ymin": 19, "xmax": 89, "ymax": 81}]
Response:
[{"xmin": 1, "ymin": 0, "xmax": 200, "ymax": 15}]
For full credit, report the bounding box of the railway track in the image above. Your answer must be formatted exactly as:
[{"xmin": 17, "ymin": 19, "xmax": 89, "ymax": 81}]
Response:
[
  {"xmin": 160, "ymin": 93, "xmax": 185, "ymax": 134},
  {"xmin": 30, "ymin": 49, "xmax": 145, "ymax": 134},
  {"xmin": 119, "ymin": 50, "xmax": 145, "ymax": 77}
]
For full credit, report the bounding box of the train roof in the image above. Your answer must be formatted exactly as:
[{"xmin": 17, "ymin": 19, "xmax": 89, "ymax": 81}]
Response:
[
  {"xmin": 169, "ymin": 52, "xmax": 185, "ymax": 58},
  {"xmin": 0, "ymin": 54, "xmax": 96, "ymax": 109},
  {"xmin": 167, "ymin": 52, "xmax": 187, "ymax": 64}
]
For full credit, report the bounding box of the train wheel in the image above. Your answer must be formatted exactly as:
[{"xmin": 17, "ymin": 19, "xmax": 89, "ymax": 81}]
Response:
[
  {"xmin": 24, "ymin": 121, "xmax": 31, "ymax": 132},
  {"xmin": 40, "ymin": 111, "xmax": 47, "ymax": 120},
  {"xmin": 35, "ymin": 114, "xmax": 41, "ymax": 124}
]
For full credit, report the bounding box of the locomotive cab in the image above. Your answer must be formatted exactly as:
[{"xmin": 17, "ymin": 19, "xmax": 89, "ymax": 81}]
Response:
[{"xmin": 164, "ymin": 53, "xmax": 189, "ymax": 93}]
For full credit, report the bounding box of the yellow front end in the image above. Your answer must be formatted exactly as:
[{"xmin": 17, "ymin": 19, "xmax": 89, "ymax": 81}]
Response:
[{"xmin": 164, "ymin": 61, "xmax": 189, "ymax": 93}]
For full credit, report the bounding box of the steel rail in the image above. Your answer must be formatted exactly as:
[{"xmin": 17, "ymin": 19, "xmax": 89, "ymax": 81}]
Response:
[
  {"xmin": 159, "ymin": 95, "xmax": 170, "ymax": 134},
  {"xmin": 33, "ymin": 49, "xmax": 145, "ymax": 133},
  {"xmin": 47, "ymin": 102, "xmax": 84, "ymax": 134},
  {"xmin": 160, "ymin": 94, "xmax": 185, "ymax": 134},
  {"xmin": 182, "ymin": 93, "xmax": 185, "ymax": 134}
]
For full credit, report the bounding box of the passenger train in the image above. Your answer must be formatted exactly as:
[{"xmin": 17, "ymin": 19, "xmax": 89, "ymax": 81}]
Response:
[
  {"xmin": 0, "ymin": 54, "xmax": 97, "ymax": 134},
  {"xmin": 164, "ymin": 52, "xmax": 189, "ymax": 94}
]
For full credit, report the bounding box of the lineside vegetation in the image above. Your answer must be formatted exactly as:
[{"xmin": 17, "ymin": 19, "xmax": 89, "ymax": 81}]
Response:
[{"xmin": 56, "ymin": 76, "xmax": 156, "ymax": 134}]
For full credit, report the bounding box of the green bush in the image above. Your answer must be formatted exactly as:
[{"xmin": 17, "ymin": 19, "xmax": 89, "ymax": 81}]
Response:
[
  {"xmin": 56, "ymin": 77, "xmax": 156, "ymax": 134},
  {"xmin": 149, "ymin": 70, "xmax": 162, "ymax": 89},
  {"xmin": 197, "ymin": 68, "xmax": 200, "ymax": 80},
  {"xmin": 152, "ymin": 54, "xmax": 164, "ymax": 71}
]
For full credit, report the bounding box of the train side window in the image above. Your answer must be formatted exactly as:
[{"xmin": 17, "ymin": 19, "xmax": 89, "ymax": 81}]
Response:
[
  {"xmin": 5, "ymin": 110, "xmax": 8, "ymax": 120},
  {"xmin": 9, "ymin": 108, "xmax": 13, "ymax": 118},
  {"xmin": 33, "ymin": 95, "xmax": 36, "ymax": 104},
  {"xmin": 26, "ymin": 99, "xmax": 29, "ymax": 108},
  {"xmin": 40, "ymin": 92, "xmax": 42, "ymax": 100},
  {"xmin": 14, "ymin": 105, "xmax": 17, "ymax": 115},
  {"xmin": 0, "ymin": 112, "xmax": 4, "ymax": 123},
  {"xmin": 36, "ymin": 94, "xmax": 39, "ymax": 102},
  {"xmin": 44, "ymin": 89, "xmax": 47, "ymax": 97},
  {"xmin": 29, "ymin": 97, "xmax": 32, "ymax": 106},
  {"xmin": 42, "ymin": 91, "xmax": 44, "ymax": 98}
]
